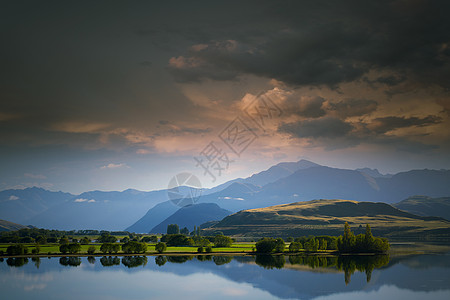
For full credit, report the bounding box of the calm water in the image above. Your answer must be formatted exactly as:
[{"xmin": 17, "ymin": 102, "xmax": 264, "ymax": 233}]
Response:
[{"xmin": 1, "ymin": 253, "xmax": 449, "ymax": 300}]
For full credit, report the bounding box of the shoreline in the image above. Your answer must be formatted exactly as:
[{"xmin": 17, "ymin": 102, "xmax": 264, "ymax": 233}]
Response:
[{"xmin": 0, "ymin": 251, "xmax": 391, "ymax": 259}]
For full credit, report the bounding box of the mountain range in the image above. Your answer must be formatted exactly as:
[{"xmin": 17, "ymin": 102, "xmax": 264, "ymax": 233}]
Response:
[{"xmin": 1, "ymin": 159, "xmax": 450, "ymax": 233}]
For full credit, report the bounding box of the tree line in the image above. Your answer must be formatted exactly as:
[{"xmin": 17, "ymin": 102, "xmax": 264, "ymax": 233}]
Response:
[{"xmin": 255, "ymin": 223, "xmax": 390, "ymax": 254}]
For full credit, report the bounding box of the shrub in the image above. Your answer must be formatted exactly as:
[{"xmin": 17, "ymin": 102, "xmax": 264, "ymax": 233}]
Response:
[
  {"xmin": 213, "ymin": 235, "xmax": 233, "ymax": 247},
  {"xmin": 155, "ymin": 242, "xmax": 167, "ymax": 254},
  {"xmin": 289, "ymin": 242, "xmax": 302, "ymax": 252}
]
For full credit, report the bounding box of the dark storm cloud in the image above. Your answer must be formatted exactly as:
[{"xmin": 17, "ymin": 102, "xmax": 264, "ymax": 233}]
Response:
[
  {"xmin": 168, "ymin": 0, "xmax": 450, "ymax": 88},
  {"xmin": 328, "ymin": 99, "xmax": 378, "ymax": 118},
  {"xmin": 369, "ymin": 115, "xmax": 443, "ymax": 134},
  {"xmin": 278, "ymin": 117, "xmax": 353, "ymax": 138}
]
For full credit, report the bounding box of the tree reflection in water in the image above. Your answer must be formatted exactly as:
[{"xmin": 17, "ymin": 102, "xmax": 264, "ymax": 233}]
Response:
[
  {"xmin": 2, "ymin": 253, "xmax": 389, "ymax": 284},
  {"xmin": 286, "ymin": 254, "xmax": 389, "ymax": 284},
  {"xmin": 155, "ymin": 255, "xmax": 167, "ymax": 266},
  {"xmin": 6, "ymin": 257, "xmax": 28, "ymax": 267},
  {"xmin": 122, "ymin": 256, "xmax": 147, "ymax": 268},
  {"xmin": 59, "ymin": 257, "xmax": 81, "ymax": 267},
  {"xmin": 255, "ymin": 255, "xmax": 286, "ymax": 269},
  {"xmin": 100, "ymin": 256, "xmax": 120, "ymax": 267}
]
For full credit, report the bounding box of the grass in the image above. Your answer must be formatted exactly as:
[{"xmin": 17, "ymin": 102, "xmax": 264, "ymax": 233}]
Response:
[{"xmin": 0, "ymin": 242, "xmax": 257, "ymax": 256}]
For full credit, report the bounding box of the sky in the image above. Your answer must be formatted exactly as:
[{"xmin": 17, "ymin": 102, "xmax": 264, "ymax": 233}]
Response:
[{"xmin": 1, "ymin": 0, "xmax": 449, "ymax": 194}]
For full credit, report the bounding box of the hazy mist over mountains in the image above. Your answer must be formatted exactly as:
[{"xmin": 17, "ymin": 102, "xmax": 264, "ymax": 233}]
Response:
[{"xmin": 1, "ymin": 160, "xmax": 449, "ymax": 232}]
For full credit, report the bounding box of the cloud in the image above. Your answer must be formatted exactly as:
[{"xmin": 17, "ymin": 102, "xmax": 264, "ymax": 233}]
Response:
[
  {"xmin": 74, "ymin": 198, "xmax": 95, "ymax": 203},
  {"xmin": 9, "ymin": 195, "xmax": 19, "ymax": 201},
  {"xmin": 50, "ymin": 121, "xmax": 110, "ymax": 134},
  {"xmin": 328, "ymin": 99, "xmax": 378, "ymax": 118},
  {"xmin": 283, "ymin": 95, "xmax": 326, "ymax": 118},
  {"xmin": 167, "ymin": 1, "xmax": 450, "ymax": 89},
  {"xmin": 100, "ymin": 163, "xmax": 128, "ymax": 170},
  {"xmin": 24, "ymin": 173, "xmax": 47, "ymax": 179},
  {"xmin": 136, "ymin": 149, "xmax": 151, "ymax": 155},
  {"xmin": 368, "ymin": 115, "xmax": 442, "ymax": 134},
  {"xmin": 279, "ymin": 117, "xmax": 354, "ymax": 139}
]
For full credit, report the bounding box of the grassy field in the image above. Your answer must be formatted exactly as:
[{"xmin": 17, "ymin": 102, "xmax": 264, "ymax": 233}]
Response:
[{"xmin": 0, "ymin": 242, "xmax": 257, "ymax": 256}]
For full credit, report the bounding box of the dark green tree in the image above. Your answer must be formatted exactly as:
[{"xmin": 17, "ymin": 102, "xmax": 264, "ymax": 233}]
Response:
[
  {"xmin": 180, "ymin": 227, "xmax": 190, "ymax": 235},
  {"xmin": 155, "ymin": 242, "xmax": 167, "ymax": 253},
  {"xmin": 167, "ymin": 224, "xmax": 180, "ymax": 235},
  {"xmin": 289, "ymin": 242, "xmax": 302, "ymax": 252},
  {"xmin": 213, "ymin": 235, "xmax": 233, "ymax": 247}
]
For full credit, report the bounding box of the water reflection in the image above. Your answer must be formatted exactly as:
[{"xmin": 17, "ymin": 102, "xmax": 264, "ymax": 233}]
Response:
[
  {"xmin": 100, "ymin": 256, "xmax": 120, "ymax": 267},
  {"xmin": 122, "ymin": 256, "xmax": 147, "ymax": 268},
  {"xmin": 2, "ymin": 253, "xmax": 390, "ymax": 284},
  {"xmin": 155, "ymin": 255, "xmax": 167, "ymax": 266},
  {"xmin": 0, "ymin": 252, "xmax": 449, "ymax": 300},
  {"xmin": 59, "ymin": 257, "xmax": 81, "ymax": 267},
  {"xmin": 87, "ymin": 256, "xmax": 95, "ymax": 264},
  {"xmin": 6, "ymin": 257, "xmax": 28, "ymax": 267}
]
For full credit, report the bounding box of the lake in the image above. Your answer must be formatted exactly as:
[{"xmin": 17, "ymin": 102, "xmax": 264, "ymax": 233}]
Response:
[{"xmin": 1, "ymin": 252, "xmax": 449, "ymax": 300}]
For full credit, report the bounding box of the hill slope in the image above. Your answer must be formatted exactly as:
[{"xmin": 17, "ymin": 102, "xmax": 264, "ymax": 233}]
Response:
[
  {"xmin": 0, "ymin": 219, "xmax": 29, "ymax": 232},
  {"xmin": 150, "ymin": 203, "xmax": 231, "ymax": 233},
  {"xmin": 394, "ymin": 196, "xmax": 450, "ymax": 220},
  {"xmin": 203, "ymin": 199, "xmax": 450, "ymax": 239}
]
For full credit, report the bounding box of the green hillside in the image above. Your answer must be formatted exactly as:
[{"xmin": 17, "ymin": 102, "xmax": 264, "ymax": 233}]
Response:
[
  {"xmin": 203, "ymin": 199, "xmax": 450, "ymax": 240},
  {"xmin": 0, "ymin": 219, "xmax": 29, "ymax": 232}
]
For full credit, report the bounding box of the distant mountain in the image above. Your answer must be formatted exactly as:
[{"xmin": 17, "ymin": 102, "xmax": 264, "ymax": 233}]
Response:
[
  {"xmin": 356, "ymin": 168, "xmax": 392, "ymax": 178},
  {"xmin": 25, "ymin": 188, "xmax": 187, "ymax": 231},
  {"xmin": 126, "ymin": 201, "xmax": 180, "ymax": 233},
  {"xmin": 0, "ymin": 219, "xmax": 29, "ymax": 232},
  {"xmin": 376, "ymin": 169, "xmax": 450, "ymax": 203},
  {"xmin": 244, "ymin": 159, "xmax": 321, "ymax": 186},
  {"xmin": 0, "ymin": 187, "xmax": 74, "ymax": 223},
  {"xmin": 150, "ymin": 203, "xmax": 231, "ymax": 234},
  {"xmin": 203, "ymin": 199, "xmax": 450, "ymax": 239},
  {"xmin": 394, "ymin": 196, "xmax": 450, "ymax": 220}
]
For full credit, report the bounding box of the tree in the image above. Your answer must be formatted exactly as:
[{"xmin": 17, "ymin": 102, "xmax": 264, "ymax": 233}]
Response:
[
  {"xmin": 214, "ymin": 235, "xmax": 232, "ymax": 247},
  {"xmin": 98, "ymin": 233, "xmax": 117, "ymax": 243},
  {"xmin": 67, "ymin": 243, "xmax": 81, "ymax": 254},
  {"xmin": 161, "ymin": 234, "xmax": 193, "ymax": 246},
  {"xmin": 7, "ymin": 244, "xmax": 28, "ymax": 255},
  {"xmin": 255, "ymin": 238, "xmax": 277, "ymax": 253},
  {"xmin": 80, "ymin": 237, "xmax": 91, "ymax": 245},
  {"xmin": 100, "ymin": 243, "xmax": 116, "ymax": 254},
  {"xmin": 87, "ymin": 246, "xmax": 96, "ymax": 254},
  {"xmin": 122, "ymin": 241, "xmax": 147, "ymax": 254},
  {"xmin": 180, "ymin": 227, "xmax": 190, "ymax": 235},
  {"xmin": 36, "ymin": 235, "xmax": 47, "ymax": 245},
  {"xmin": 141, "ymin": 236, "xmax": 158, "ymax": 243},
  {"xmin": 155, "ymin": 242, "xmax": 167, "ymax": 253},
  {"xmin": 289, "ymin": 242, "xmax": 302, "ymax": 252},
  {"xmin": 193, "ymin": 236, "xmax": 210, "ymax": 247},
  {"xmin": 364, "ymin": 224, "xmax": 374, "ymax": 249},
  {"xmin": 59, "ymin": 236, "xmax": 69, "ymax": 245},
  {"xmin": 167, "ymin": 224, "xmax": 180, "ymax": 235},
  {"xmin": 274, "ymin": 238, "xmax": 285, "ymax": 252}
]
